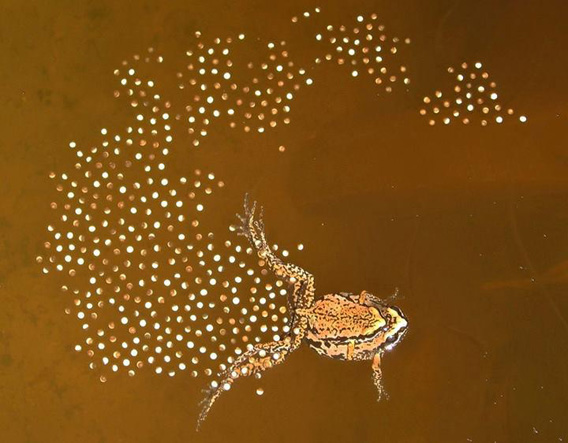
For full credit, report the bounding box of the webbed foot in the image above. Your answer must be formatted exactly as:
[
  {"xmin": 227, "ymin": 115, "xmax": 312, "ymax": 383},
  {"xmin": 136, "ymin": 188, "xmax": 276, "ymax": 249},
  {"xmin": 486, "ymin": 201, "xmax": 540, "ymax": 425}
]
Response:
[{"xmin": 234, "ymin": 193, "xmax": 254, "ymax": 235}]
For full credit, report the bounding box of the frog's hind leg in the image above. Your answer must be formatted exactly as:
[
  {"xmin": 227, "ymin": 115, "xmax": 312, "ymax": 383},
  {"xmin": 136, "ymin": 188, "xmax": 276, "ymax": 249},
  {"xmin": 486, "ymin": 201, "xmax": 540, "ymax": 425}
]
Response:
[
  {"xmin": 197, "ymin": 327, "xmax": 304, "ymax": 430},
  {"xmin": 371, "ymin": 351, "xmax": 389, "ymax": 401},
  {"xmin": 235, "ymin": 194, "xmax": 316, "ymax": 310}
]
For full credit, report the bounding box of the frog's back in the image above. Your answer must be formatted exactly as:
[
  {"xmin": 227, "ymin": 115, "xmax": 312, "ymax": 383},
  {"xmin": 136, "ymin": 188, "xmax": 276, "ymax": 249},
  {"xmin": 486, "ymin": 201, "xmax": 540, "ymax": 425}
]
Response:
[{"xmin": 306, "ymin": 293, "xmax": 385, "ymax": 341}]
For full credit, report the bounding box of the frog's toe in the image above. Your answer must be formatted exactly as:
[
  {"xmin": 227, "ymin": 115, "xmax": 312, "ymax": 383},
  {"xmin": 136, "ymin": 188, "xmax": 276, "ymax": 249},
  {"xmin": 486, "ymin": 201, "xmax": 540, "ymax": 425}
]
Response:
[
  {"xmin": 377, "ymin": 388, "xmax": 390, "ymax": 402},
  {"xmin": 254, "ymin": 206, "xmax": 265, "ymax": 231},
  {"xmin": 242, "ymin": 194, "xmax": 256, "ymax": 217}
]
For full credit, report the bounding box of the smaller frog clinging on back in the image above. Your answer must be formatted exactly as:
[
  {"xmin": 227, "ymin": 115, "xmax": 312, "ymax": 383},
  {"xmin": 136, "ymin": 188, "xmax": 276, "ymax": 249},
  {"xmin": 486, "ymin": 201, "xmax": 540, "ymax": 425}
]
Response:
[{"xmin": 197, "ymin": 195, "xmax": 409, "ymax": 429}]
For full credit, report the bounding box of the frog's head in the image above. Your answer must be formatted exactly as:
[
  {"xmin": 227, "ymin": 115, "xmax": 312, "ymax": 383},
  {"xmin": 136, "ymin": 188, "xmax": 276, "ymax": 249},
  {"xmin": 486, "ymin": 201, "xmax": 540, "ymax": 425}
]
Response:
[{"xmin": 380, "ymin": 305, "xmax": 408, "ymax": 352}]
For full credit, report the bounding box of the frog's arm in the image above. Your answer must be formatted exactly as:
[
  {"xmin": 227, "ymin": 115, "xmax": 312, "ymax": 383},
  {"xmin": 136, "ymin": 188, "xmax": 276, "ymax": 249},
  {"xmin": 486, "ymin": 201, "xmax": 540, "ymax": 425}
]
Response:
[
  {"xmin": 342, "ymin": 289, "xmax": 400, "ymax": 308},
  {"xmin": 371, "ymin": 351, "xmax": 388, "ymax": 401},
  {"xmin": 235, "ymin": 194, "xmax": 315, "ymax": 310}
]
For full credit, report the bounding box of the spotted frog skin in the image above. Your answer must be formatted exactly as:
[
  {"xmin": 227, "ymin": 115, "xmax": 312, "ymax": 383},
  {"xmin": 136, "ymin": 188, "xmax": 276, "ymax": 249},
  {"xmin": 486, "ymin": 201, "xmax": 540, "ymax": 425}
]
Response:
[{"xmin": 197, "ymin": 195, "xmax": 408, "ymax": 429}]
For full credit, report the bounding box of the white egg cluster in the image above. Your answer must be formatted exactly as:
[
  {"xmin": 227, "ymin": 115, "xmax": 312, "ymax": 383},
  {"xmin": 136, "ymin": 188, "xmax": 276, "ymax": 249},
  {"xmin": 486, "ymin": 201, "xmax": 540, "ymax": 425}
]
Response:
[
  {"xmin": 38, "ymin": 123, "xmax": 302, "ymax": 381},
  {"xmin": 312, "ymin": 13, "xmax": 411, "ymax": 93},
  {"xmin": 113, "ymin": 37, "xmax": 314, "ymax": 152},
  {"xmin": 420, "ymin": 62, "xmax": 527, "ymax": 126},
  {"xmin": 38, "ymin": 9, "xmax": 529, "ymax": 389},
  {"xmin": 179, "ymin": 34, "xmax": 312, "ymax": 137},
  {"xmin": 38, "ymin": 43, "xmax": 305, "ymax": 382}
]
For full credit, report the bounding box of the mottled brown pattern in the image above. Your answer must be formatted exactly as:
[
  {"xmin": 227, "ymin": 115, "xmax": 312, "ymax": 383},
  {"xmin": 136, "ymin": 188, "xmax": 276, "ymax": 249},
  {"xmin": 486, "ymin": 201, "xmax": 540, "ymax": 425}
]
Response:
[{"xmin": 304, "ymin": 293, "xmax": 385, "ymax": 340}]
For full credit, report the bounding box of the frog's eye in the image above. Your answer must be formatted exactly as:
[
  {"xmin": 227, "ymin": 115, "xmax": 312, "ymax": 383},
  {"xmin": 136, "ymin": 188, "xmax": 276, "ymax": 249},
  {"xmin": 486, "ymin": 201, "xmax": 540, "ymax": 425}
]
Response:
[
  {"xmin": 384, "ymin": 333, "xmax": 402, "ymax": 352},
  {"xmin": 387, "ymin": 334, "xmax": 398, "ymax": 343}
]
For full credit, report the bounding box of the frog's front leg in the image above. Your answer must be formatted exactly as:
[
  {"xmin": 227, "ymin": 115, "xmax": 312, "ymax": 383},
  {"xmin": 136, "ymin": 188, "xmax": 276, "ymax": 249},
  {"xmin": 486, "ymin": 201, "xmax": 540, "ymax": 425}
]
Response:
[
  {"xmin": 197, "ymin": 322, "xmax": 305, "ymax": 430},
  {"xmin": 358, "ymin": 290, "xmax": 371, "ymax": 304},
  {"xmin": 357, "ymin": 288, "xmax": 400, "ymax": 307},
  {"xmin": 347, "ymin": 341, "xmax": 355, "ymax": 360},
  {"xmin": 371, "ymin": 351, "xmax": 389, "ymax": 401}
]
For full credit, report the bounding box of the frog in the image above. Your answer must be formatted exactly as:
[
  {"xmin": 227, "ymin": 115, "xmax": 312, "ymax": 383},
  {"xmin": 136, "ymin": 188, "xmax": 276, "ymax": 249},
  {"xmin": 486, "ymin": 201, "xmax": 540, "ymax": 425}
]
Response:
[{"xmin": 197, "ymin": 195, "xmax": 408, "ymax": 429}]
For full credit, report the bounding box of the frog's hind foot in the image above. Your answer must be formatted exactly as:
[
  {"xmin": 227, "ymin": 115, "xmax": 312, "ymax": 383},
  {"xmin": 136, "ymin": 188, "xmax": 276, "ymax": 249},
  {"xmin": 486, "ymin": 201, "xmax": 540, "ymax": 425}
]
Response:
[
  {"xmin": 197, "ymin": 374, "xmax": 237, "ymax": 431},
  {"xmin": 196, "ymin": 385, "xmax": 221, "ymax": 431},
  {"xmin": 234, "ymin": 193, "xmax": 259, "ymax": 241},
  {"xmin": 254, "ymin": 205, "xmax": 265, "ymax": 233}
]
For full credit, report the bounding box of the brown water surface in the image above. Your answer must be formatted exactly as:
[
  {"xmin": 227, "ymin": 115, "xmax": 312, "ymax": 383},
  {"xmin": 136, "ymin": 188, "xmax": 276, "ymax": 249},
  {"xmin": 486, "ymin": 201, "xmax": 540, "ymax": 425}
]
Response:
[{"xmin": 2, "ymin": 1, "xmax": 568, "ymax": 442}]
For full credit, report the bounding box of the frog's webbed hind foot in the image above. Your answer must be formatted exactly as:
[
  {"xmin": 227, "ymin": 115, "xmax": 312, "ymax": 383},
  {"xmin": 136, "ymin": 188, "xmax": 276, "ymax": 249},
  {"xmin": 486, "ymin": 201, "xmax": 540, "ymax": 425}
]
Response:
[
  {"xmin": 233, "ymin": 193, "xmax": 316, "ymax": 310},
  {"xmin": 234, "ymin": 194, "xmax": 267, "ymax": 246},
  {"xmin": 254, "ymin": 205, "xmax": 265, "ymax": 233},
  {"xmin": 196, "ymin": 386, "xmax": 220, "ymax": 431},
  {"xmin": 234, "ymin": 193, "xmax": 256, "ymax": 240},
  {"xmin": 371, "ymin": 352, "xmax": 389, "ymax": 402}
]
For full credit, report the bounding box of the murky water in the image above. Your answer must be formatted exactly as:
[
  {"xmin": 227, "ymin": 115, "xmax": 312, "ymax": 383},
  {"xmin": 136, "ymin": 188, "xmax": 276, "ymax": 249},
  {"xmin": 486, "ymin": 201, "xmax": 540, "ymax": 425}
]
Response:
[{"xmin": 2, "ymin": 1, "xmax": 568, "ymax": 442}]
